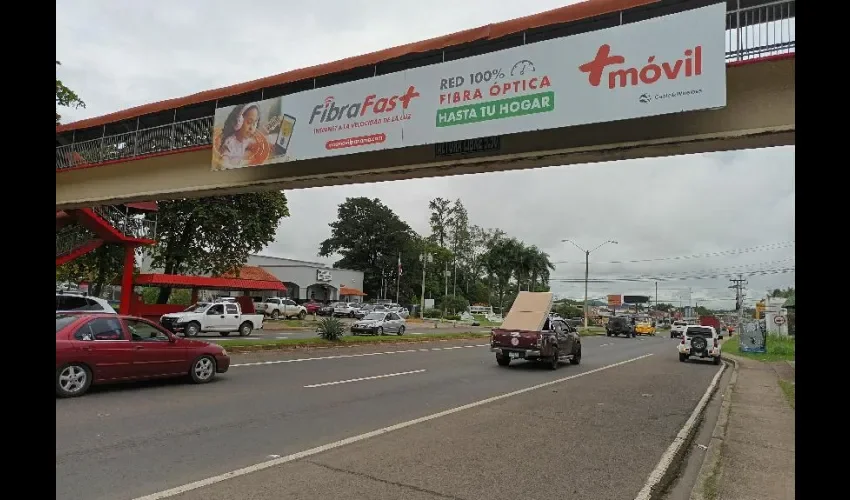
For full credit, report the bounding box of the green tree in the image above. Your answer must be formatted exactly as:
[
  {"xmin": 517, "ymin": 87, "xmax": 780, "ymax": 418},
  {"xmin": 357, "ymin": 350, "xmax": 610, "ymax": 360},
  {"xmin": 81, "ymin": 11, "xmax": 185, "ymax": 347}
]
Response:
[
  {"xmin": 150, "ymin": 192, "xmax": 290, "ymax": 303},
  {"xmin": 654, "ymin": 302, "xmax": 675, "ymax": 312},
  {"xmin": 319, "ymin": 197, "xmax": 415, "ymax": 299},
  {"xmin": 56, "ymin": 61, "xmax": 85, "ymax": 123},
  {"xmin": 428, "ymin": 197, "xmax": 453, "ymax": 248},
  {"xmin": 484, "ymin": 236, "xmax": 523, "ymax": 313},
  {"xmin": 769, "ymin": 287, "xmax": 794, "ymax": 298},
  {"xmin": 56, "ymin": 244, "xmax": 128, "ymax": 297}
]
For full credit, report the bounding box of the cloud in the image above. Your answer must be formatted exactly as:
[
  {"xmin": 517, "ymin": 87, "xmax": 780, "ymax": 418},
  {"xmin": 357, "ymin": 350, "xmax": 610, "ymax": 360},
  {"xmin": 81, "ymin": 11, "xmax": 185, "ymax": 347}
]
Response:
[{"xmin": 56, "ymin": 0, "xmax": 795, "ymax": 309}]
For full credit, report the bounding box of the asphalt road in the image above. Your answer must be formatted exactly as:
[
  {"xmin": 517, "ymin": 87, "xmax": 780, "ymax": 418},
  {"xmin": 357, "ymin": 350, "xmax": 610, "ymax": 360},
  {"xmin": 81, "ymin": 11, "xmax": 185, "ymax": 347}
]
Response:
[{"xmin": 56, "ymin": 335, "xmax": 721, "ymax": 500}]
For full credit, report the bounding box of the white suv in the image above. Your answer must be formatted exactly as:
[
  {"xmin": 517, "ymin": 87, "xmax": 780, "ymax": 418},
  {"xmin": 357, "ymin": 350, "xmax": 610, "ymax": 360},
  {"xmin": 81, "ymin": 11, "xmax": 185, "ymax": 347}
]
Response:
[{"xmin": 678, "ymin": 325, "xmax": 721, "ymax": 365}]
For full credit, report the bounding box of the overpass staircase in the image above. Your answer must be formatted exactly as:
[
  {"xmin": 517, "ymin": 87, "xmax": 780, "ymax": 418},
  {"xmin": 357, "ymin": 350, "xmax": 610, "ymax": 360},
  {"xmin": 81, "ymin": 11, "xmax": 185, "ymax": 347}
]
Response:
[{"xmin": 56, "ymin": 203, "xmax": 158, "ymax": 267}]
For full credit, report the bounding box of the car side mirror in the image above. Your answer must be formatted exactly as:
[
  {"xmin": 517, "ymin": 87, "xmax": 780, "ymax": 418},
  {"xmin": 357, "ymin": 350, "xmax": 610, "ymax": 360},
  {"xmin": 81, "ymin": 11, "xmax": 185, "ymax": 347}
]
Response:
[{"xmin": 168, "ymin": 336, "xmax": 177, "ymax": 343}]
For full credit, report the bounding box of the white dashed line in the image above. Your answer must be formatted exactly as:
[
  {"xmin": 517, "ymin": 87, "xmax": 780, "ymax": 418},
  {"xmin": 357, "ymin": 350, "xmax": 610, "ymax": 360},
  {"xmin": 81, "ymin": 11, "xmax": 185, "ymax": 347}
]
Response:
[
  {"xmin": 304, "ymin": 369, "xmax": 427, "ymax": 388},
  {"xmin": 230, "ymin": 344, "xmax": 490, "ymax": 367}
]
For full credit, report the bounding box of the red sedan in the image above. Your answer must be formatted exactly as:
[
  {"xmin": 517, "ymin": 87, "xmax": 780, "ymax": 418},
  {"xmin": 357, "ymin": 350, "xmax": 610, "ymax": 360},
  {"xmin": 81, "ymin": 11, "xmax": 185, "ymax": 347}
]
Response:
[
  {"xmin": 56, "ymin": 313, "xmax": 230, "ymax": 398},
  {"xmin": 304, "ymin": 301, "xmax": 321, "ymax": 314}
]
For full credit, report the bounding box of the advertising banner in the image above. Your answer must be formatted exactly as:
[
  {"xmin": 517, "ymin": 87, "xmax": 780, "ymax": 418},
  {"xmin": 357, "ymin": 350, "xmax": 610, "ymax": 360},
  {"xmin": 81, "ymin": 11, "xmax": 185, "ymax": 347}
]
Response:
[
  {"xmin": 211, "ymin": 3, "xmax": 727, "ymax": 171},
  {"xmin": 607, "ymin": 294, "xmax": 623, "ymax": 307}
]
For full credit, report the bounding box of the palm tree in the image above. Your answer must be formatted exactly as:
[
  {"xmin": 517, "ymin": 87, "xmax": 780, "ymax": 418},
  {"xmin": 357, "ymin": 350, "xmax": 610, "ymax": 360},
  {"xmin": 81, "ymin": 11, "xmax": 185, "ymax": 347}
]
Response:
[{"xmin": 529, "ymin": 247, "xmax": 555, "ymax": 292}]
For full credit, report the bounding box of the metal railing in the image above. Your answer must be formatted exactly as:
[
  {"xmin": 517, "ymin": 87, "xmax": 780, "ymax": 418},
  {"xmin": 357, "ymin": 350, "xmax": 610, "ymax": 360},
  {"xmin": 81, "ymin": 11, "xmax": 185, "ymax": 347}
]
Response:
[
  {"xmin": 56, "ymin": 225, "xmax": 95, "ymax": 257},
  {"xmin": 726, "ymin": 0, "xmax": 795, "ymax": 62},
  {"xmin": 56, "ymin": 0, "xmax": 795, "ymax": 171},
  {"xmin": 91, "ymin": 204, "xmax": 158, "ymax": 240}
]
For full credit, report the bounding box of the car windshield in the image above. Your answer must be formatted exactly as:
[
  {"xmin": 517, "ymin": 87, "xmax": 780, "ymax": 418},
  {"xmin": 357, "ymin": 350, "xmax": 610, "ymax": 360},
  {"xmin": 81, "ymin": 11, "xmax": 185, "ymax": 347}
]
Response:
[
  {"xmin": 363, "ymin": 313, "xmax": 386, "ymax": 321},
  {"xmin": 687, "ymin": 327, "xmax": 713, "ymax": 336},
  {"xmin": 184, "ymin": 302, "xmax": 210, "ymax": 312},
  {"xmin": 56, "ymin": 314, "xmax": 78, "ymax": 333}
]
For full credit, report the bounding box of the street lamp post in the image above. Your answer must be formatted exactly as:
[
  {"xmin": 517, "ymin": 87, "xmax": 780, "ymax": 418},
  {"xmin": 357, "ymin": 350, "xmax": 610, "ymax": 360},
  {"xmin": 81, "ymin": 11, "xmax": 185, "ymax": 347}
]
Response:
[
  {"xmin": 562, "ymin": 239, "xmax": 618, "ymax": 329},
  {"xmin": 419, "ymin": 253, "xmax": 433, "ymax": 319}
]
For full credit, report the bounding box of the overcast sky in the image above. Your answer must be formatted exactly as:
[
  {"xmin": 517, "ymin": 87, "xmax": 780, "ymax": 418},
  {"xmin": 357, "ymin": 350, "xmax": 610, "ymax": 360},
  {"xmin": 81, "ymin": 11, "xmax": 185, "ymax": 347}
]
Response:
[{"xmin": 56, "ymin": 0, "xmax": 795, "ymax": 308}]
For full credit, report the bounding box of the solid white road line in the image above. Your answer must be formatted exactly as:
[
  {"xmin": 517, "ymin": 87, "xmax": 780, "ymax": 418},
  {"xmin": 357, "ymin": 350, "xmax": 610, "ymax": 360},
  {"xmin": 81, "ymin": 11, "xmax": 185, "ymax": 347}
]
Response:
[
  {"xmin": 304, "ymin": 369, "xmax": 427, "ymax": 388},
  {"xmin": 632, "ymin": 360, "xmax": 727, "ymax": 500},
  {"xmin": 230, "ymin": 344, "xmax": 490, "ymax": 367},
  {"xmin": 132, "ymin": 352, "xmax": 654, "ymax": 500}
]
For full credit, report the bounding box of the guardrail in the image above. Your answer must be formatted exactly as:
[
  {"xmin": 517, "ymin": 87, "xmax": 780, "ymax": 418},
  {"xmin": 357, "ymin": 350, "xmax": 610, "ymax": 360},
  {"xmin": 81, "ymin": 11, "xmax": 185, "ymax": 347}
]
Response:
[
  {"xmin": 56, "ymin": 0, "xmax": 795, "ymax": 171},
  {"xmin": 92, "ymin": 205, "xmax": 158, "ymax": 240},
  {"xmin": 56, "ymin": 225, "xmax": 95, "ymax": 256}
]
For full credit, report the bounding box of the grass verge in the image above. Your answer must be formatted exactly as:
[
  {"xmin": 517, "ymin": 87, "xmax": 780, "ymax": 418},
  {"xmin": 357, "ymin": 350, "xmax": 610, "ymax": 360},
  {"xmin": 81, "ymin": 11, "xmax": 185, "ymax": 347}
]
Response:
[
  {"xmin": 578, "ymin": 326, "xmax": 606, "ymax": 336},
  {"xmin": 778, "ymin": 379, "xmax": 795, "ymax": 409},
  {"xmin": 218, "ymin": 332, "xmax": 489, "ymax": 351},
  {"xmin": 701, "ymin": 441, "xmax": 725, "ymax": 500},
  {"xmin": 724, "ymin": 334, "xmax": 795, "ymax": 362},
  {"xmin": 263, "ymin": 319, "xmax": 317, "ymax": 329}
]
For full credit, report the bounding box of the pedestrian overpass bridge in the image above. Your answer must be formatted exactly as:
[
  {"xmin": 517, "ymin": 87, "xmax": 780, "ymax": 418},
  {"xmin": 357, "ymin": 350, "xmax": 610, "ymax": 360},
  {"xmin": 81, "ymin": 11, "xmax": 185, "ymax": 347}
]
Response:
[{"xmin": 55, "ymin": 0, "xmax": 794, "ymax": 209}]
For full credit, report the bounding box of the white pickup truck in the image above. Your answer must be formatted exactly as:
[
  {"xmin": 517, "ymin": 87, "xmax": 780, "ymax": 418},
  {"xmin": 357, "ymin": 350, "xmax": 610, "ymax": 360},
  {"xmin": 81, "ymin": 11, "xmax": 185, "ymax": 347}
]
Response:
[
  {"xmin": 160, "ymin": 301, "xmax": 264, "ymax": 337},
  {"xmin": 255, "ymin": 297, "xmax": 307, "ymax": 320}
]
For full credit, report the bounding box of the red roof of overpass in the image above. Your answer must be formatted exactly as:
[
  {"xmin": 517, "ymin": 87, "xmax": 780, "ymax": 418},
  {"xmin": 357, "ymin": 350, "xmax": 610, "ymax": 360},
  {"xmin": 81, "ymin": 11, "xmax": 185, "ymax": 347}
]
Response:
[{"xmin": 134, "ymin": 266, "xmax": 286, "ymax": 291}]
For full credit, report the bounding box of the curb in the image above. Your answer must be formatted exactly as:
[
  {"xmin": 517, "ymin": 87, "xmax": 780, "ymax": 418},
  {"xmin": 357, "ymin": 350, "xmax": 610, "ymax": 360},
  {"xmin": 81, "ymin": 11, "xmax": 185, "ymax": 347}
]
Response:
[
  {"xmin": 634, "ymin": 358, "xmax": 727, "ymax": 500},
  {"xmin": 689, "ymin": 356, "xmax": 739, "ymax": 500}
]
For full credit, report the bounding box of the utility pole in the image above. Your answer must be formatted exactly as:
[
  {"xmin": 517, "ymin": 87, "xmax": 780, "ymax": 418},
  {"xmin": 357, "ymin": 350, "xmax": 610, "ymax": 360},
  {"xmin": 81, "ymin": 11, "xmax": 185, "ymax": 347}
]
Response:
[
  {"xmin": 395, "ymin": 253, "xmax": 401, "ymax": 304},
  {"xmin": 443, "ymin": 261, "xmax": 449, "ymax": 316},
  {"xmin": 583, "ymin": 250, "xmax": 589, "ymax": 329},
  {"xmin": 655, "ymin": 281, "xmax": 658, "ymax": 315},
  {"xmin": 729, "ymin": 274, "xmax": 747, "ymax": 329},
  {"xmin": 562, "ymin": 239, "xmax": 618, "ymax": 330}
]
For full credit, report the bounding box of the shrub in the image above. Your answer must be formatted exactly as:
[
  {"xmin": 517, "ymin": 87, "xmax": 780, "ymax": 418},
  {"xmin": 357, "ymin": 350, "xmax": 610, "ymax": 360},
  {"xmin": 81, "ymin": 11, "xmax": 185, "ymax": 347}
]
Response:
[
  {"xmin": 316, "ymin": 317, "xmax": 346, "ymax": 341},
  {"xmin": 423, "ymin": 308, "xmax": 442, "ymax": 319}
]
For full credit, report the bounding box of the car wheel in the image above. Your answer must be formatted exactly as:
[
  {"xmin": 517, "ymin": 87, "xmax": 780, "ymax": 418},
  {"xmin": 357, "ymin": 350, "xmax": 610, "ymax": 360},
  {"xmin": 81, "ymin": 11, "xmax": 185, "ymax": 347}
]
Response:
[
  {"xmin": 239, "ymin": 322, "xmax": 253, "ymax": 337},
  {"xmin": 298, "ymin": 310, "xmax": 306, "ymax": 320},
  {"xmin": 271, "ymin": 310, "xmax": 280, "ymax": 320},
  {"xmin": 397, "ymin": 325, "xmax": 405, "ymax": 336},
  {"xmin": 190, "ymin": 356, "xmax": 216, "ymax": 384},
  {"xmin": 606, "ymin": 331, "xmax": 611, "ymax": 337},
  {"xmin": 713, "ymin": 356, "xmax": 721, "ymax": 365},
  {"xmin": 549, "ymin": 348, "xmax": 560, "ymax": 370},
  {"xmin": 631, "ymin": 332, "xmax": 636, "ymax": 338},
  {"xmin": 219, "ymin": 332, "xmax": 230, "ymax": 337},
  {"xmin": 377, "ymin": 327, "xmax": 384, "ymax": 336},
  {"xmin": 349, "ymin": 312, "xmax": 355, "ymax": 318},
  {"xmin": 679, "ymin": 353, "xmax": 687, "ymax": 362},
  {"xmin": 570, "ymin": 348, "xmax": 581, "ymax": 365},
  {"xmin": 185, "ymin": 322, "xmax": 201, "ymax": 337},
  {"xmin": 496, "ymin": 355, "xmax": 511, "ymax": 366},
  {"xmin": 56, "ymin": 363, "xmax": 92, "ymax": 398}
]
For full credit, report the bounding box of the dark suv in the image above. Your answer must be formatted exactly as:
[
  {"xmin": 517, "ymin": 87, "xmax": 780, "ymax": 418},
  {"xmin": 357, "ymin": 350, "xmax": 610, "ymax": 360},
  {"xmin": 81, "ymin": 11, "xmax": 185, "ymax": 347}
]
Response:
[{"xmin": 606, "ymin": 316, "xmax": 636, "ymax": 337}]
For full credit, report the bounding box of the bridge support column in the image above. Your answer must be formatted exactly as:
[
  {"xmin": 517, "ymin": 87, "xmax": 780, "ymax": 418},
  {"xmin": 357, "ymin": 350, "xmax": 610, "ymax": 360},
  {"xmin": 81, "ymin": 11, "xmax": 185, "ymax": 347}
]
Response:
[{"xmin": 120, "ymin": 245, "xmax": 136, "ymax": 314}]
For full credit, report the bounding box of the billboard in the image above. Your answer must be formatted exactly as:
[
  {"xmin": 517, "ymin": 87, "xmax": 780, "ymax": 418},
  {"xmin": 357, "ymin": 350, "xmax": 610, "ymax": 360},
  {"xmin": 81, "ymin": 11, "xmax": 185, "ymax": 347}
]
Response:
[
  {"xmin": 607, "ymin": 294, "xmax": 623, "ymax": 307},
  {"xmin": 623, "ymin": 295, "xmax": 650, "ymax": 304},
  {"xmin": 211, "ymin": 3, "xmax": 727, "ymax": 170}
]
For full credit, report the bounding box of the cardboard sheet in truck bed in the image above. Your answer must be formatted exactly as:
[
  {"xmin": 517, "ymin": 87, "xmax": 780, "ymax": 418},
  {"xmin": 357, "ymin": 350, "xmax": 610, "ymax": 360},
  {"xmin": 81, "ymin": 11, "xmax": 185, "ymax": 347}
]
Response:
[{"xmin": 499, "ymin": 291, "xmax": 554, "ymax": 332}]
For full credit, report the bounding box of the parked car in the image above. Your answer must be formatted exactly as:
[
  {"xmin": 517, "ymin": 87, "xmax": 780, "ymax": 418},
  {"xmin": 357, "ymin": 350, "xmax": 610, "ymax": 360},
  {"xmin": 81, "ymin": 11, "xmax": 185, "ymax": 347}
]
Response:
[
  {"xmin": 160, "ymin": 301, "xmax": 264, "ymax": 337},
  {"xmin": 334, "ymin": 302, "xmax": 359, "ymax": 318},
  {"xmin": 56, "ymin": 313, "xmax": 230, "ymax": 398},
  {"xmin": 350, "ymin": 311, "xmax": 407, "ymax": 335},
  {"xmin": 606, "ymin": 316, "xmax": 635, "ymax": 338},
  {"xmin": 490, "ymin": 292, "xmax": 582, "ymax": 369},
  {"xmin": 256, "ymin": 297, "xmax": 307, "ymax": 320},
  {"xmin": 303, "ymin": 301, "xmax": 322, "ymax": 314},
  {"xmin": 678, "ymin": 325, "xmax": 721, "ymax": 364},
  {"xmin": 56, "ymin": 292, "xmax": 117, "ymax": 314},
  {"xmin": 317, "ymin": 303, "xmax": 335, "ymax": 316}
]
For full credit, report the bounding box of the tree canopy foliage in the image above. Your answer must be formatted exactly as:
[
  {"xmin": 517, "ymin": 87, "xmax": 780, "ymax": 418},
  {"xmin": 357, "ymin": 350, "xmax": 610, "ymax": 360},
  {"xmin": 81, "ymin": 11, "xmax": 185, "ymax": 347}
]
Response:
[
  {"xmin": 56, "ymin": 61, "xmax": 85, "ymax": 123},
  {"xmin": 319, "ymin": 196, "xmax": 554, "ymax": 313}
]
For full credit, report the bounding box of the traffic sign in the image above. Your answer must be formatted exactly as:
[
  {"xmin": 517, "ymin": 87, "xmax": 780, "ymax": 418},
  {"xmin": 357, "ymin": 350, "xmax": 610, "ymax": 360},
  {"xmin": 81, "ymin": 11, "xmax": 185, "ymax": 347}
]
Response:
[{"xmin": 773, "ymin": 315, "xmax": 787, "ymax": 326}]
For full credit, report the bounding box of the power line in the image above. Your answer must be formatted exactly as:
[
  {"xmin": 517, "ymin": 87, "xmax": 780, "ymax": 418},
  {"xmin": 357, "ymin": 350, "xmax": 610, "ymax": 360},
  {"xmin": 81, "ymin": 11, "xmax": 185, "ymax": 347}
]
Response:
[
  {"xmin": 551, "ymin": 241, "xmax": 794, "ymax": 266},
  {"xmin": 550, "ymin": 259, "xmax": 794, "ymax": 281},
  {"xmin": 549, "ymin": 266, "xmax": 794, "ymax": 283}
]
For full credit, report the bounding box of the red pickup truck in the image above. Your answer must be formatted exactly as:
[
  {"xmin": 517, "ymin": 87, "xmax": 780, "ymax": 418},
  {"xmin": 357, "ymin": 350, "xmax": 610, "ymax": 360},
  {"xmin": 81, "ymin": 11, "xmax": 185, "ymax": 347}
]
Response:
[{"xmin": 490, "ymin": 292, "xmax": 582, "ymax": 370}]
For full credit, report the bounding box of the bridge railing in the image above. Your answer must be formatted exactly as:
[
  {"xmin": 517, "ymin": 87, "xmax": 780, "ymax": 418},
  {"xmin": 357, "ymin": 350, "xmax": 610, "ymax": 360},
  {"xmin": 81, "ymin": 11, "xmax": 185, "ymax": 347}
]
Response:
[{"xmin": 56, "ymin": 0, "xmax": 795, "ymax": 171}]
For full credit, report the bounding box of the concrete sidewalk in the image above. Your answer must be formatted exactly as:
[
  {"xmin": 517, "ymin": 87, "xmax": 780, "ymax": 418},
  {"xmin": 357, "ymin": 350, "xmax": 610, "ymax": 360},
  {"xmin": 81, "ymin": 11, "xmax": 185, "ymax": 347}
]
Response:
[{"xmin": 694, "ymin": 355, "xmax": 795, "ymax": 500}]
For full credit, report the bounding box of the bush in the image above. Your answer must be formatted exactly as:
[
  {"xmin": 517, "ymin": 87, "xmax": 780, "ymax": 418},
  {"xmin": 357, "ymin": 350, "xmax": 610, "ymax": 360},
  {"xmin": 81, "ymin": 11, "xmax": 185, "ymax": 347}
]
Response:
[
  {"xmin": 445, "ymin": 314, "xmax": 461, "ymax": 321},
  {"xmin": 439, "ymin": 294, "xmax": 469, "ymax": 314},
  {"xmin": 423, "ymin": 308, "xmax": 442, "ymax": 319},
  {"xmin": 316, "ymin": 317, "xmax": 346, "ymax": 341}
]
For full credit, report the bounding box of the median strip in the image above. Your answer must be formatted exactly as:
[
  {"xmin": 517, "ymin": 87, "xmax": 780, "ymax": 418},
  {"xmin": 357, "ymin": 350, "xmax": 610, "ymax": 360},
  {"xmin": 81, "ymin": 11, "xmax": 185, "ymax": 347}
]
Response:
[{"xmin": 218, "ymin": 332, "xmax": 490, "ymax": 352}]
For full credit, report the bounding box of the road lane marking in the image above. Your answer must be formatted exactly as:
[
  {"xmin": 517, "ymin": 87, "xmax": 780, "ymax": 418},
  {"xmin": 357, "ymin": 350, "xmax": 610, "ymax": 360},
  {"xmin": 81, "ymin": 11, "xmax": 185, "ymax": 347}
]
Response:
[
  {"xmin": 132, "ymin": 352, "xmax": 654, "ymax": 500},
  {"xmin": 304, "ymin": 369, "xmax": 427, "ymax": 388},
  {"xmin": 230, "ymin": 345, "xmax": 490, "ymax": 367},
  {"xmin": 633, "ymin": 359, "xmax": 726, "ymax": 500}
]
